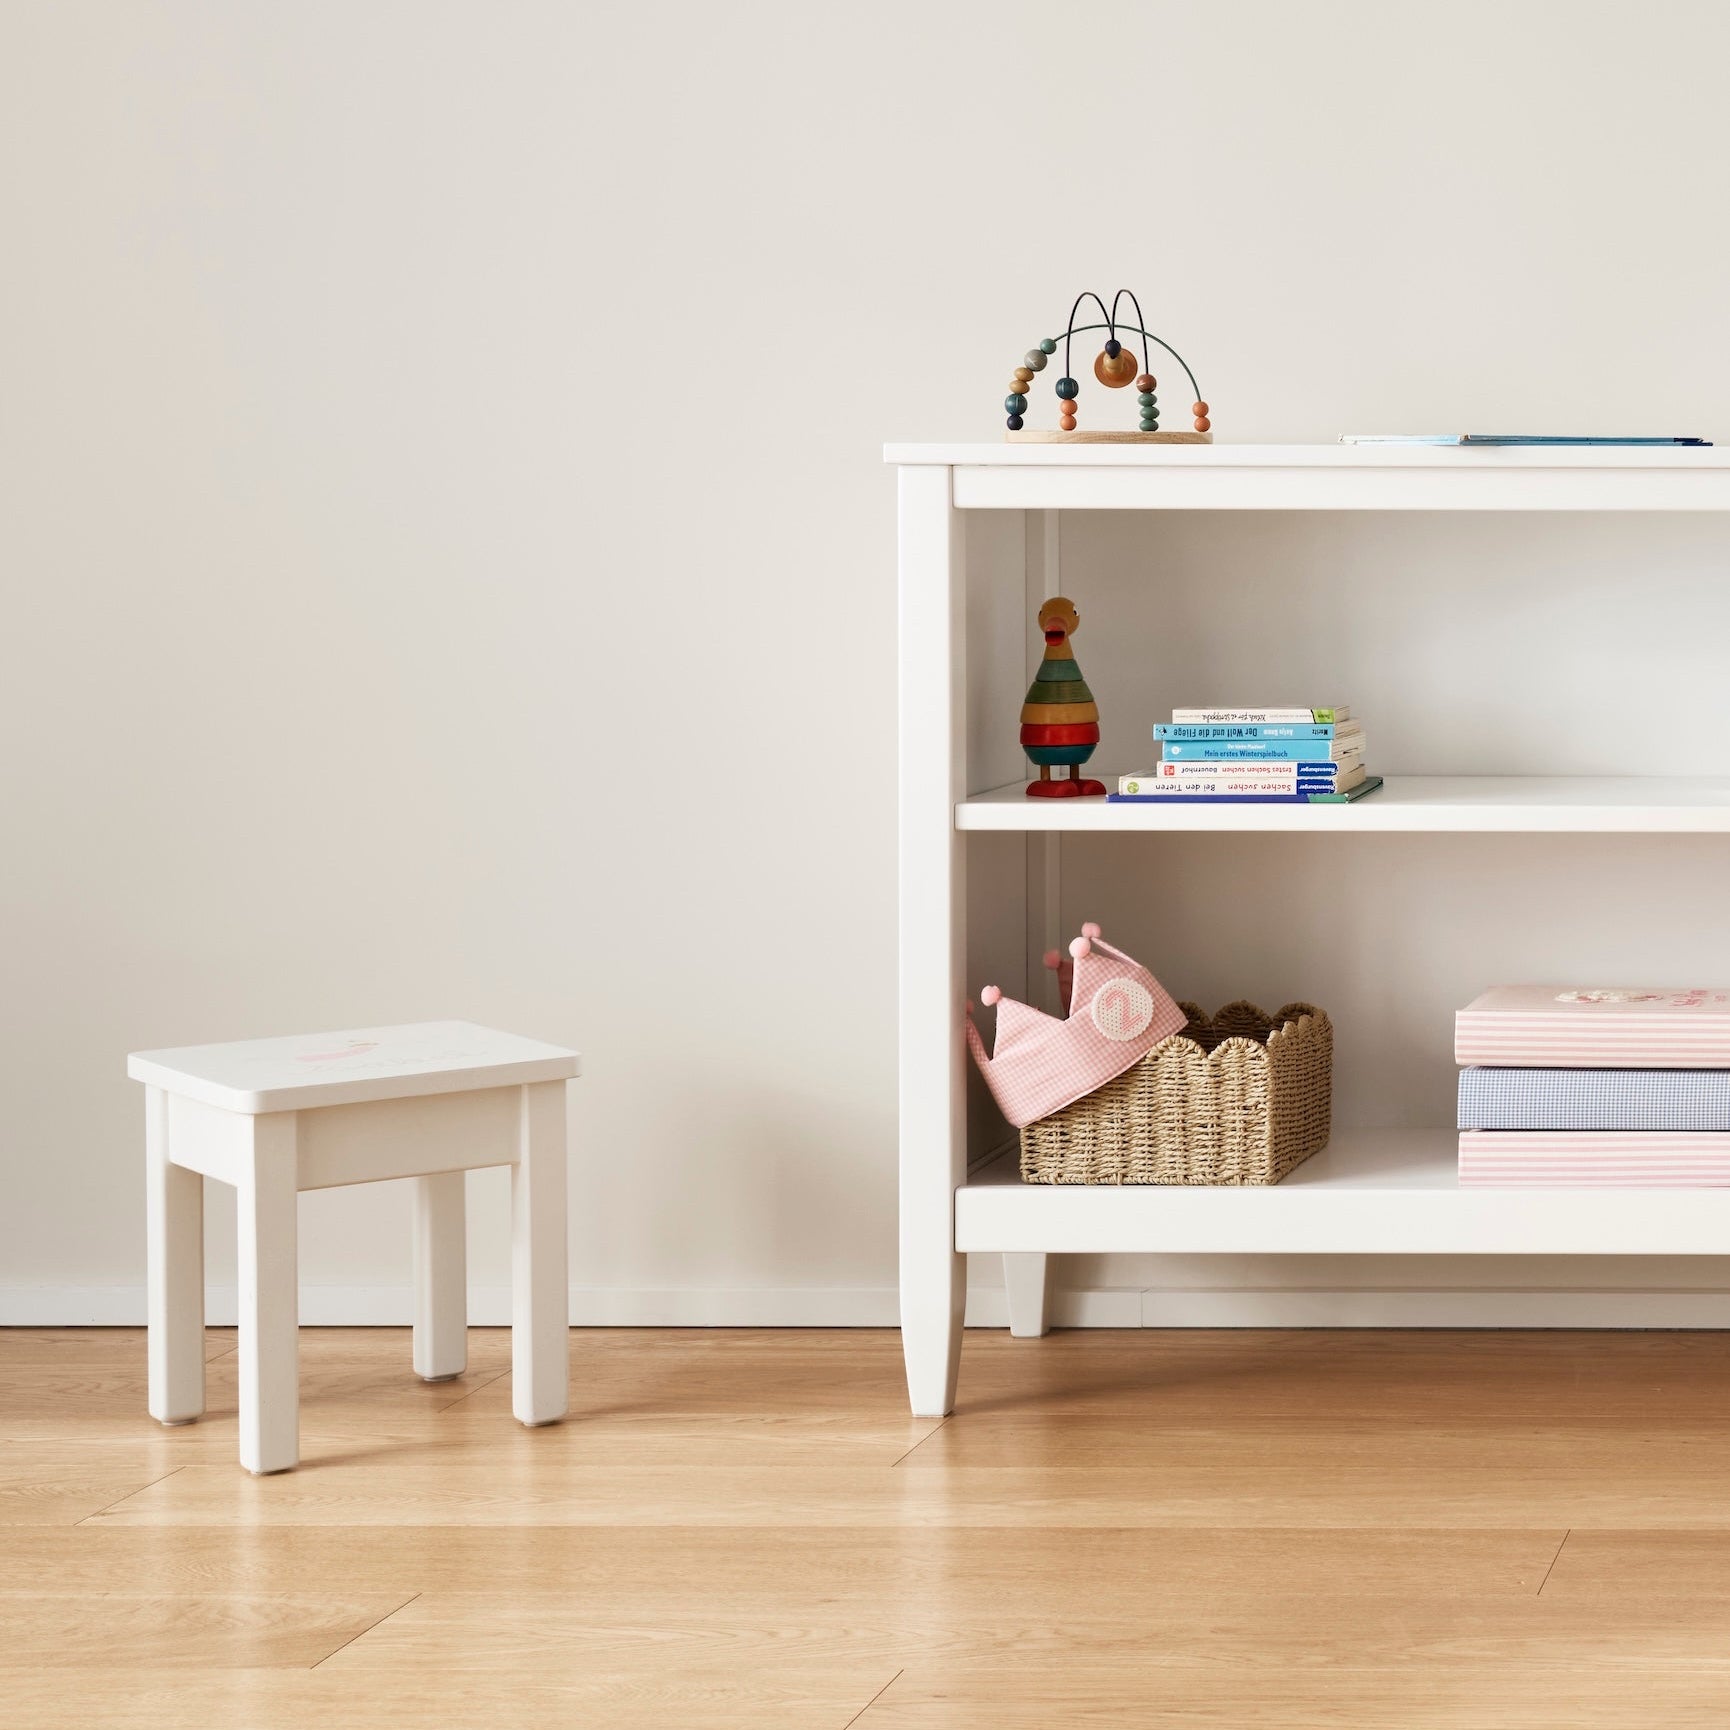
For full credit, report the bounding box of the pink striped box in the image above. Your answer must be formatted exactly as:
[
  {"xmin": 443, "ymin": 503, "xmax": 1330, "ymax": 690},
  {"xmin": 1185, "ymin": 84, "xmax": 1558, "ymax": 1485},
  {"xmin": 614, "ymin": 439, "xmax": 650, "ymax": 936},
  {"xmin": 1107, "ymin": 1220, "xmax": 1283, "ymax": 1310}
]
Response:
[
  {"xmin": 1455, "ymin": 986, "xmax": 1730, "ymax": 1068},
  {"xmin": 1459, "ymin": 1130, "xmax": 1730, "ymax": 1186}
]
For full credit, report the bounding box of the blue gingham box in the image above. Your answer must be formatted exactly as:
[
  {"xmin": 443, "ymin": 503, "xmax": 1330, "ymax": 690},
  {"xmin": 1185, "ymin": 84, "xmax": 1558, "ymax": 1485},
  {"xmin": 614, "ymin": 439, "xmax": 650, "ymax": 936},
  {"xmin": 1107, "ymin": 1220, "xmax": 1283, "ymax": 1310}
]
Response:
[{"xmin": 1458, "ymin": 1067, "xmax": 1730, "ymax": 1131}]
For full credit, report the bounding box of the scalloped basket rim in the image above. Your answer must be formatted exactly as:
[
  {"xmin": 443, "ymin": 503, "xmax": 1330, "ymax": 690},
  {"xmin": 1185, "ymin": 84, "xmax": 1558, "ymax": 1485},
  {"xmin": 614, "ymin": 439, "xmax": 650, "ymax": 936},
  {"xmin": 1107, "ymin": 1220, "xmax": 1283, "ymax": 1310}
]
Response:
[{"xmin": 1154, "ymin": 1001, "xmax": 1330, "ymax": 1067}]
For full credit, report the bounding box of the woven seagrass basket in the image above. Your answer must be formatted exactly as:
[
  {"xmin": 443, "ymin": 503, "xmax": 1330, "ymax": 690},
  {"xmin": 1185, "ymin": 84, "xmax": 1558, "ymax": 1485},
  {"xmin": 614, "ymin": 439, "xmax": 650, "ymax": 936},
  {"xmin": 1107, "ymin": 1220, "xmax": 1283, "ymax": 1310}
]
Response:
[{"xmin": 1018, "ymin": 1002, "xmax": 1332, "ymax": 1185}]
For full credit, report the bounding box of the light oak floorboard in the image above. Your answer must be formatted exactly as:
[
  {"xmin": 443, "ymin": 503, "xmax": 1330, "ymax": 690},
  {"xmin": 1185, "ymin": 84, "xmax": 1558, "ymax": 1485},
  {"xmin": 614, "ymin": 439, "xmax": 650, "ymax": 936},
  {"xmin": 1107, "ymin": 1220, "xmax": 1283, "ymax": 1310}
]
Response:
[
  {"xmin": 861, "ymin": 1665, "xmax": 1730, "ymax": 1729},
  {"xmin": 0, "ymin": 1524, "xmax": 1560, "ymax": 1597},
  {"xmin": 1542, "ymin": 1528, "xmax": 1730, "ymax": 1598},
  {"xmin": 325, "ymin": 1589, "xmax": 1730, "ymax": 1673},
  {"xmin": 0, "ymin": 1666, "xmax": 898, "ymax": 1730},
  {"xmin": 0, "ymin": 1589, "xmax": 415, "ymax": 1667},
  {"xmin": 86, "ymin": 1459, "xmax": 1730, "ymax": 1530}
]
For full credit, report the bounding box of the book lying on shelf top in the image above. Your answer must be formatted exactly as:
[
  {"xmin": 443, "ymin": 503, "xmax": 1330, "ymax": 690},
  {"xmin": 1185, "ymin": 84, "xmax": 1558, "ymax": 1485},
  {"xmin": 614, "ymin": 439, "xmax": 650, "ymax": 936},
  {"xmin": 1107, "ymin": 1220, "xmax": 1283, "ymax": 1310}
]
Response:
[
  {"xmin": 1109, "ymin": 776, "xmax": 1383, "ymax": 806},
  {"xmin": 1172, "ymin": 706, "xmax": 1349, "ymax": 724},
  {"xmin": 1121, "ymin": 762, "xmax": 1366, "ymax": 796},
  {"xmin": 1341, "ymin": 435, "xmax": 1712, "ymax": 447},
  {"xmin": 1459, "ymin": 1067, "xmax": 1730, "ymax": 1133},
  {"xmin": 1155, "ymin": 721, "xmax": 1362, "ymax": 743},
  {"xmin": 1455, "ymin": 986, "xmax": 1730, "ymax": 1067},
  {"xmin": 1459, "ymin": 1131, "xmax": 1730, "ymax": 1186},
  {"xmin": 1161, "ymin": 737, "xmax": 1367, "ymax": 763}
]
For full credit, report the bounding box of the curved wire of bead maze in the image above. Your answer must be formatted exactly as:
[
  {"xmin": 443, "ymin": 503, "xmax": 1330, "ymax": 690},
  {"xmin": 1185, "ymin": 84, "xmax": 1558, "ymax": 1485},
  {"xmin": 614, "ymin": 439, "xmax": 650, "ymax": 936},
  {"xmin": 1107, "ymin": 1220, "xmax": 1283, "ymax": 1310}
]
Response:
[{"xmin": 1004, "ymin": 288, "xmax": 1211, "ymax": 442}]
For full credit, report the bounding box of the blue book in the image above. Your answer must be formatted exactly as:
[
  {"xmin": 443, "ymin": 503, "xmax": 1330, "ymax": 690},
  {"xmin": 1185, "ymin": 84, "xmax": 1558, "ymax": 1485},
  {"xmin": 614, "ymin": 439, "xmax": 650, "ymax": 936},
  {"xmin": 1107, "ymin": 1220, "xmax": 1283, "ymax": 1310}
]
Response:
[
  {"xmin": 1155, "ymin": 722, "xmax": 1352, "ymax": 742},
  {"xmin": 1109, "ymin": 777, "xmax": 1384, "ymax": 806},
  {"xmin": 1341, "ymin": 434, "xmax": 1711, "ymax": 446},
  {"xmin": 1161, "ymin": 739, "xmax": 1361, "ymax": 763}
]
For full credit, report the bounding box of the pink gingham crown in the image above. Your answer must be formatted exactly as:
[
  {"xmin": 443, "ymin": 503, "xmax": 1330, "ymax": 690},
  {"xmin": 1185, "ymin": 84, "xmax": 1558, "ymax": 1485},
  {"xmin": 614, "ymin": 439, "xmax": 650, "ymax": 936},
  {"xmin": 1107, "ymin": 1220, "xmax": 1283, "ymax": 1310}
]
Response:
[{"xmin": 966, "ymin": 922, "xmax": 1187, "ymax": 1129}]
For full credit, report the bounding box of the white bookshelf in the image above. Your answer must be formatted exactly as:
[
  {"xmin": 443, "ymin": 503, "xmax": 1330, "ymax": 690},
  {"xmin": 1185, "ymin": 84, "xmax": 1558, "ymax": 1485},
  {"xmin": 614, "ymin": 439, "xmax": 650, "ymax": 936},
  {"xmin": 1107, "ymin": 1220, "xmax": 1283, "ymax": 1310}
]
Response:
[{"xmin": 890, "ymin": 442, "xmax": 1730, "ymax": 1418}]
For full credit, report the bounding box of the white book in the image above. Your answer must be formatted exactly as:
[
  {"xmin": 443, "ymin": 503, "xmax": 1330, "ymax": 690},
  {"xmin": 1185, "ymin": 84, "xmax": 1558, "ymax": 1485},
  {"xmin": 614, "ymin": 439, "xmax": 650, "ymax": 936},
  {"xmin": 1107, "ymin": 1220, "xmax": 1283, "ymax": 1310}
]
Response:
[
  {"xmin": 1121, "ymin": 773, "xmax": 1302, "ymax": 796},
  {"xmin": 1130, "ymin": 760, "xmax": 1365, "ymax": 783},
  {"xmin": 1120, "ymin": 762, "xmax": 1367, "ymax": 797},
  {"xmin": 1171, "ymin": 706, "xmax": 1351, "ymax": 725}
]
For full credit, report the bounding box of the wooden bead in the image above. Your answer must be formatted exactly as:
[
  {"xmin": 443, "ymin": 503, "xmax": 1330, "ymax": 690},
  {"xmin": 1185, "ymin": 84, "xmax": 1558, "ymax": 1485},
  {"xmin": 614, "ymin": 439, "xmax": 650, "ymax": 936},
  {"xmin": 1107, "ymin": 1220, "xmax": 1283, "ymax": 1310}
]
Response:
[
  {"xmin": 1006, "ymin": 413, "xmax": 1024, "ymax": 431},
  {"xmin": 1005, "ymin": 393, "xmax": 1027, "ymax": 414},
  {"xmin": 1059, "ymin": 414, "xmax": 1077, "ymax": 431},
  {"xmin": 1039, "ymin": 338, "xmax": 1056, "ymax": 354},
  {"xmin": 1193, "ymin": 401, "xmax": 1209, "ymax": 416},
  {"xmin": 1136, "ymin": 374, "xmax": 1155, "ymax": 391},
  {"xmin": 1014, "ymin": 367, "xmax": 1034, "ymax": 383},
  {"xmin": 1094, "ymin": 347, "xmax": 1139, "ymax": 388},
  {"xmin": 1023, "ymin": 350, "xmax": 1048, "ymax": 371},
  {"xmin": 1193, "ymin": 416, "xmax": 1211, "ymax": 432},
  {"xmin": 1055, "ymin": 377, "xmax": 1079, "ymax": 400}
]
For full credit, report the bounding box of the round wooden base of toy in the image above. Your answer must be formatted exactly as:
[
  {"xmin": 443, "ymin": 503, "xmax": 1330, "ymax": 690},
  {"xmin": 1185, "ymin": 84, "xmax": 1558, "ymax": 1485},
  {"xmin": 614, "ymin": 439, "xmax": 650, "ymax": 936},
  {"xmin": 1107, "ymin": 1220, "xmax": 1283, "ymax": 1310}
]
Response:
[{"xmin": 1005, "ymin": 429, "xmax": 1213, "ymax": 444}]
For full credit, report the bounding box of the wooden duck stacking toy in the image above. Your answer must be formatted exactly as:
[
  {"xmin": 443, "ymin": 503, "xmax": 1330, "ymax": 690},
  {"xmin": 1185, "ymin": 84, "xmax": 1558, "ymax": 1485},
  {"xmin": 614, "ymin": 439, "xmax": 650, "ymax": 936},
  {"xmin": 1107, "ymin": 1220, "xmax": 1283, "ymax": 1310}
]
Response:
[
  {"xmin": 1003, "ymin": 287, "xmax": 1211, "ymax": 444},
  {"xmin": 1022, "ymin": 597, "xmax": 1105, "ymax": 798}
]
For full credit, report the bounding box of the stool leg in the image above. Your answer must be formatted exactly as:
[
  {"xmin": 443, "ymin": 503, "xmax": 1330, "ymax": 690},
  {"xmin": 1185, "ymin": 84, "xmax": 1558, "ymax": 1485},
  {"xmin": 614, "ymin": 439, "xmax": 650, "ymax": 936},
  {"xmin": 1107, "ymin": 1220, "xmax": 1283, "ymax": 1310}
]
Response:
[
  {"xmin": 512, "ymin": 1080, "xmax": 569, "ymax": 1426},
  {"xmin": 145, "ymin": 1087, "xmax": 205, "ymax": 1424},
  {"xmin": 413, "ymin": 1171, "xmax": 468, "ymax": 1382},
  {"xmin": 237, "ymin": 1112, "xmax": 300, "ymax": 1474}
]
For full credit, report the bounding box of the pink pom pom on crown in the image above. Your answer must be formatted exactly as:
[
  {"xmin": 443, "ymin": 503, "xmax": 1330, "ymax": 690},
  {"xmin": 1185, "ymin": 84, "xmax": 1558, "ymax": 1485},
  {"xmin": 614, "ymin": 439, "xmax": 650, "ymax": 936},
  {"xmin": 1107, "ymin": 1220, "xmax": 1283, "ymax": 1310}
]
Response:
[
  {"xmin": 1081, "ymin": 921, "xmax": 1101, "ymax": 940},
  {"xmin": 1070, "ymin": 936, "xmax": 1091, "ymax": 960},
  {"xmin": 980, "ymin": 985, "xmax": 1002, "ymax": 1006},
  {"xmin": 1042, "ymin": 948, "xmax": 1061, "ymax": 971}
]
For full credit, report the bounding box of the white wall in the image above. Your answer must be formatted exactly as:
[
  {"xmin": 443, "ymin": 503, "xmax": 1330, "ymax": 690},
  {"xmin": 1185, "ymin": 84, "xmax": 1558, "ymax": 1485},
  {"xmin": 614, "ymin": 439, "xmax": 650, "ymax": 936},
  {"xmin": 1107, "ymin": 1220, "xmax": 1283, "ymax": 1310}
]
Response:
[{"xmin": 6, "ymin": 1, "xmax": 1730, "ymax": 1325}]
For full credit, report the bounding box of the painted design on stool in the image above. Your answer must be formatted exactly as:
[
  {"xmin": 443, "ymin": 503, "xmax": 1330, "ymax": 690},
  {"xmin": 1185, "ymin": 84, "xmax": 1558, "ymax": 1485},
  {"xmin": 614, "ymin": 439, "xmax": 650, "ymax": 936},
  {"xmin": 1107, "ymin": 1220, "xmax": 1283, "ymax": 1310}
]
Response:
[{"xmin": 295, "ymin": 1040, "xmax": 381, "ymax": 1063}]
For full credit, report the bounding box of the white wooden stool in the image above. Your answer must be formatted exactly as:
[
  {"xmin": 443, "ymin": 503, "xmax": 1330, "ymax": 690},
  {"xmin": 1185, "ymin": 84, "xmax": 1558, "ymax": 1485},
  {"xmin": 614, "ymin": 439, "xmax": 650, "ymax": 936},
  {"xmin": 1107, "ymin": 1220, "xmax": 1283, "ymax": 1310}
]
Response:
[{"xmin": 128, "ymin": 1020, "xmax": 581, "ymax": 1474}]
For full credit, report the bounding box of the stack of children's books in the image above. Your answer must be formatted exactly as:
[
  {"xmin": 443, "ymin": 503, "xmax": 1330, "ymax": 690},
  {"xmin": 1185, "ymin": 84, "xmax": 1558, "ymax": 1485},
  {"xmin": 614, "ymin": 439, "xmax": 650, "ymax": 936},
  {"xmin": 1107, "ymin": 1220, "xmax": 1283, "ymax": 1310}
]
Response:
[
  {"xmin": 1112, "ymin": 706, "xmax": 1382, "ymax": 804},
  {"xmin": 1456, "ymin": 987, "xmax": 1730, "ymax": 1185}
]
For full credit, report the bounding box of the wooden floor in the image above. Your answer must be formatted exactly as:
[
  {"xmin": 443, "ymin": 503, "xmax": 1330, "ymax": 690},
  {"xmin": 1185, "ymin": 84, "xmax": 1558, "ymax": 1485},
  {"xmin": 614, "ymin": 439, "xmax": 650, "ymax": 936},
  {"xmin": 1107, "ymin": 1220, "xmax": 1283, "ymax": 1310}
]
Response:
[{"xmin": 7, "ymin": 1329, "xmax": 1730, "ymax": 1728}]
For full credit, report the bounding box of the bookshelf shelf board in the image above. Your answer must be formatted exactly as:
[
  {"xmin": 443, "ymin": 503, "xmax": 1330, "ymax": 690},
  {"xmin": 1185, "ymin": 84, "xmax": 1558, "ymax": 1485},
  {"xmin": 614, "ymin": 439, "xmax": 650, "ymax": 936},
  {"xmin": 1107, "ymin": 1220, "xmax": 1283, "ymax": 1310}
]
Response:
[
  {"xmin": 957, "ymin": 776, "xmax": 1730, "ymax": 834},
  {"xmin": 956, "ymin": 1131, "xmax": 1730, "ymax": 1258}
]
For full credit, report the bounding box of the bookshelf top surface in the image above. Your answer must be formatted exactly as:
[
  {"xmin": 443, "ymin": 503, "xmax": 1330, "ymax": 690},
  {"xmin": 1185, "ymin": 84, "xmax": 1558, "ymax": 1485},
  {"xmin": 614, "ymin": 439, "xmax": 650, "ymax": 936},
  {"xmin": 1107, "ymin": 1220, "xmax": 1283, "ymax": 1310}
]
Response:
[{"xmin": 885, "ymin": 442, "xmax": 1730, "ymax": 468}]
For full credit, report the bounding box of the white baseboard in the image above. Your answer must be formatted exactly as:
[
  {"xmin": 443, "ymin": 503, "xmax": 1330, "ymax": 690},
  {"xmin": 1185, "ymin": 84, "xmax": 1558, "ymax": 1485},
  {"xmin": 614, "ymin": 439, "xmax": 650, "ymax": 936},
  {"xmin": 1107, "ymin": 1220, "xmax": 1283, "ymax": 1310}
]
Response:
[
  {"xmin": 0, "ymin": 1286, "xmax": 899, "ymax": 1328},
  {"xmin": 5, "ymin": 1284, "xmax": 1730, "ymax": 1328}
]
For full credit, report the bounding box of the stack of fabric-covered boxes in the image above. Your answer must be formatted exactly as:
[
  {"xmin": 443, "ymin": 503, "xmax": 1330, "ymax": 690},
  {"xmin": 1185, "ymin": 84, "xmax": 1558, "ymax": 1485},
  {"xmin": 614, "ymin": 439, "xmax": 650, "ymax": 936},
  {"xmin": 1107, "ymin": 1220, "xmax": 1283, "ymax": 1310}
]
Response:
[{"xmin": 1456, "ymin": 986, "xmax": 1730, "ymax": 1184}]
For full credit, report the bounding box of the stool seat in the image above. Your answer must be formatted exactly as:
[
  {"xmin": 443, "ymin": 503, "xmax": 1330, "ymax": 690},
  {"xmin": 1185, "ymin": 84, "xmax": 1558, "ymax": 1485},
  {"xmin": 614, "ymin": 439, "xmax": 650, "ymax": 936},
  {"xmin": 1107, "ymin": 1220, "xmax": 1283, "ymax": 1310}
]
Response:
[
  {"xmin": 131, "ymin": 1019, "xmax": 579, "ymax": 1475},
  {"xmin": 128, "ymin": 1019, "xmax": 579, "ymax": 1112}
]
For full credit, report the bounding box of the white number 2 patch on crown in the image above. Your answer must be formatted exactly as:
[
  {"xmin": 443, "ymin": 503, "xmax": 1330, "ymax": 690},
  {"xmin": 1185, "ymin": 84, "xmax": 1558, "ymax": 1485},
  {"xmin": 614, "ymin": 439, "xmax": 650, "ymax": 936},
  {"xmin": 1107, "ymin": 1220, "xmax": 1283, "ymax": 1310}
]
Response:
[{"xmin": 1090, "ymin": 976, "xmax": 1154, "ymax": 1041}]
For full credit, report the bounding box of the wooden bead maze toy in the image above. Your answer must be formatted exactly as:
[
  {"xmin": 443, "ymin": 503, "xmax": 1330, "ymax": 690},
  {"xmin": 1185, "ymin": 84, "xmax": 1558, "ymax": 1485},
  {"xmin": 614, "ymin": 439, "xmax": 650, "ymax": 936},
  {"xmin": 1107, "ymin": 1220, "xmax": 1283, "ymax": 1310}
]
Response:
[{"xmin": 1004, "ymin": 289, "xmax": 1212, "ymax": 444}]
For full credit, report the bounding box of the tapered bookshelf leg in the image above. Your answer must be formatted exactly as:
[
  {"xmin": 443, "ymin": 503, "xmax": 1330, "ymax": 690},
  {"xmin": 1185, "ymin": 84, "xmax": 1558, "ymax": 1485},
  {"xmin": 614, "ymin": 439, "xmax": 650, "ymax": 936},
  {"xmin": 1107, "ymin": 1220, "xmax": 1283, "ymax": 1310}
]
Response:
[
  {"xmin": 898, "ymin": 463, "xmax": 967, "ymax": 1417},
  {"xmin": 1003, "ymin": 1252, "xmax": 1051, "ymax": 1338}
]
